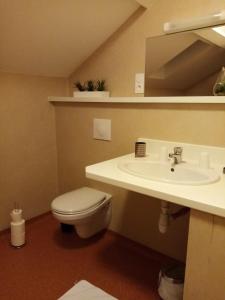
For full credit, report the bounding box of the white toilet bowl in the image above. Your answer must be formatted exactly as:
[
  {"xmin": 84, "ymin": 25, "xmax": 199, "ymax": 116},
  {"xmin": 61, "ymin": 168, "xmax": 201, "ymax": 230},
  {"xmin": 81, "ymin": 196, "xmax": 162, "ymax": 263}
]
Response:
[{"xmin": 51, "ymin": 187, "xmax": 112, "ymax": 238}]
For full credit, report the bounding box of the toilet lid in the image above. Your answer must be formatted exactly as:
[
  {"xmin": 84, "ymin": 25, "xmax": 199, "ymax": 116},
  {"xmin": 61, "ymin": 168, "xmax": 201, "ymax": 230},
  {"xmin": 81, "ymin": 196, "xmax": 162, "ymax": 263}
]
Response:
[{"xmin": 51, "ymin": 187, "xmax": 107, "ymax": 215}]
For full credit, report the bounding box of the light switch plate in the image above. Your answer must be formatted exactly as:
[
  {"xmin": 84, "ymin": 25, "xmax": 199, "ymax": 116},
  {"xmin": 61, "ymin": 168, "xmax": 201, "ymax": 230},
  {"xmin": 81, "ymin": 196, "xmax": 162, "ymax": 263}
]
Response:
[
  {"xmin": 135, "ymin": 73, "xmax": 144, "ymax": 93},
  {"xmin": 93, "ymin": 118, "xmax": 111, "ymax": 141}
]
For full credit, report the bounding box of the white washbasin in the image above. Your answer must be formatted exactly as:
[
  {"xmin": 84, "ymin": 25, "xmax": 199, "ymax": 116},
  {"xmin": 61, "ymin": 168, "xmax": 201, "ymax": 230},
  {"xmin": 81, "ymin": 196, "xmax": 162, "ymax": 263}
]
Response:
[{"xmin": 118, "ymin": 160, "xmax": 220, "ymax": 185}]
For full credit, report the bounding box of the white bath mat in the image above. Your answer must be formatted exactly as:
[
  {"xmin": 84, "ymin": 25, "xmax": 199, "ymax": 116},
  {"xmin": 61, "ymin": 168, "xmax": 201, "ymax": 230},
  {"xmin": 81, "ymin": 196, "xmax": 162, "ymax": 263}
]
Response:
[{"xmin": 59, "ymin": 280, "xmax": 118, "ymax": 300}]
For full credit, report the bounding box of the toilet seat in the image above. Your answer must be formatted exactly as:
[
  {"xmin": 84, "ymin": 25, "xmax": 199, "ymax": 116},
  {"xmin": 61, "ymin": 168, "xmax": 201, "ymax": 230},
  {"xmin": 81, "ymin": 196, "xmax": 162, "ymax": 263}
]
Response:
[
  {"xmin": 51, "ymin": 187, "xmax": 112, "ymax": 238},
  {"xmin": 51, "ymin": 187, "xmax": 108, "ymax": 216},
  {"xmin": 52, "ymin": 199, "xmax": 110, "ymax": 223}
]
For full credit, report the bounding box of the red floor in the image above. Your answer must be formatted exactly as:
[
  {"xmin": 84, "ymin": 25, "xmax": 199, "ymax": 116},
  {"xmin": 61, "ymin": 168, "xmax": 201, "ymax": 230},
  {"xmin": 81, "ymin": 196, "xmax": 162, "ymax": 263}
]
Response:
[{"xmin": 0, "ymin": 213, "xmax": 175, "ymax": 300}]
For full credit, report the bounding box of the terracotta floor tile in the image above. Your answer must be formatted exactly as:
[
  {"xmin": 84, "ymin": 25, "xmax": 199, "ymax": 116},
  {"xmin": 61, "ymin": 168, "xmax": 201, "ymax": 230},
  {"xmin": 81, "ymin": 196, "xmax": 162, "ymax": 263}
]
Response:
[{"xmin": 0, "ymin": 213, "xmax": 174, "ymax": 300}]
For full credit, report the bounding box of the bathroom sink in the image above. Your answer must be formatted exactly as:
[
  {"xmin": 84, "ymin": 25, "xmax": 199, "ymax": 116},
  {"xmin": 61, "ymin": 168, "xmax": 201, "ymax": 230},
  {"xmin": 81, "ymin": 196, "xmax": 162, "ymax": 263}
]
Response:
[{"xmin": 118, "ymin": 160, "xmax": 220, "ymax": 185}]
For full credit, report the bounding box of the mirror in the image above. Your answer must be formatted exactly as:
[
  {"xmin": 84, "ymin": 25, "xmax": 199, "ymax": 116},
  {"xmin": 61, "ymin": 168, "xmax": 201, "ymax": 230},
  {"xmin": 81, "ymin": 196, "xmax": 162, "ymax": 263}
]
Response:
[{"xmin": 145, "ymin": 25, "xmax": 225, "ymax": 97}]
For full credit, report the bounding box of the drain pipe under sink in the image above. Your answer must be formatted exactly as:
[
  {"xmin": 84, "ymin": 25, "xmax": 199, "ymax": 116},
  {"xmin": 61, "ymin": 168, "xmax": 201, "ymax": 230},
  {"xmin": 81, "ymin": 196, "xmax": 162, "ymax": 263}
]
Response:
[{"xmin": 158, "ymin": 201, "xmax": 190, "ymax": 234}]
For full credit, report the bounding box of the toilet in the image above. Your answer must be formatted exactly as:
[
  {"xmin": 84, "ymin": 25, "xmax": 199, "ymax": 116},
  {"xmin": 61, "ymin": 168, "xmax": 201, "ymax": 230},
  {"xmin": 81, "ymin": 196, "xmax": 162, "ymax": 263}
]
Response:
[{"xmin": 51, "ymin": 187, "xmax": 112, "ymax": 238}]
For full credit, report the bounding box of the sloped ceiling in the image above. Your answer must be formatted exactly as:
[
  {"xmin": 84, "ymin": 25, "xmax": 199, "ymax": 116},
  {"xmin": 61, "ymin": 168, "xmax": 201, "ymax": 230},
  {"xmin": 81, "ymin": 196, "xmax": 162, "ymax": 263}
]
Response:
[
  {"xmin": 136, "ymin": 0, "xmax": 157, "ymax": 8},
  {"xmin": 0, "ymin": 0, "xmax": 140, "ymax": 77}
]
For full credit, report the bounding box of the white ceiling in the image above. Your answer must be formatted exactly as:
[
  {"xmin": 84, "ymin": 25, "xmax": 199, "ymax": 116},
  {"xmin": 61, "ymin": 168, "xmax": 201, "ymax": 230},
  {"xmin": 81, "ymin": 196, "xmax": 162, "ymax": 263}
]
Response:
[{"xmin": 0, "ymin": 0, "xmax": 140, "ymax": 77}]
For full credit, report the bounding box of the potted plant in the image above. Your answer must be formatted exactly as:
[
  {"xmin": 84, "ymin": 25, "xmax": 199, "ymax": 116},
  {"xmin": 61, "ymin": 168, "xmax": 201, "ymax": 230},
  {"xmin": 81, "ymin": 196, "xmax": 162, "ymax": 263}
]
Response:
[
  {"xmin": 73, "ymin": 80, "xmax": 110, "ymax": 98},
  {"xmin": 213, "ymin": 67, "xmax": 225, "ymax": 96}
]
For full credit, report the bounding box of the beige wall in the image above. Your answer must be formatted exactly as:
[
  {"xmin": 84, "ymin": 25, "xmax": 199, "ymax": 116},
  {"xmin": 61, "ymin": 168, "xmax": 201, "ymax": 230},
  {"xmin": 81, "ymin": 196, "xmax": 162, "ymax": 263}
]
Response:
[
  {"xmin": 55, "ymin": 0, "xmax": 225, "ymax": 261},
  {"xmin": 55, "ymin": 103, "xmax": 190, "ymax": 260},
  {"xmin": 0, "ymin": 72, "xmax": 68, "ymax": 230}
]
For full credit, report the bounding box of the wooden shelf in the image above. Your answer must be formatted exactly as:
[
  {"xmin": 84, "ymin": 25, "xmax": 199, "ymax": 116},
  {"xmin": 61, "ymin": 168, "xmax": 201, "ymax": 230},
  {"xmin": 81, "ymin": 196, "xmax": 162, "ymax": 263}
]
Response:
[{"xmin": 48, "ymin": 96, "xmax": 225, "ymax": 104}]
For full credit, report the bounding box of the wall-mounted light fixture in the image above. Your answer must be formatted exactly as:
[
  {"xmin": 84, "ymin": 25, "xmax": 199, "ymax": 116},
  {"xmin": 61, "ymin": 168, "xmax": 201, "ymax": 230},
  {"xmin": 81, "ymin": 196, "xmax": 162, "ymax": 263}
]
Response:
[
  {"xmin": 213, "ymin": 25, "xmax": 225, "ymax": 37},
  {"xmin": 164, "ymin": 11, "xmax": 225, "ymax": 34}
]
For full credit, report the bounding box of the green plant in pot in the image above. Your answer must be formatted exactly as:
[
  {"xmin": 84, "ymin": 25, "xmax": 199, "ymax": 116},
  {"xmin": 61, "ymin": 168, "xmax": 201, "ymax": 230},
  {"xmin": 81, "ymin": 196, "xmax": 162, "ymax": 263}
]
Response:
[
  {"xmin": 87, "ymin": 80, "xmax": 95, "ymax": 91},
  {"xmin": 213, "ymin": 67, "xmax": 225, "ymax": 96},
  {"xmin": 96, "ymin": 80, "xmax": 105, "ymax": 91},
  {"xmin": 74, "ymin": 80, "xmax": 97, "ymax": 91},
  {"xmin": 73, "ymin": 80, "xmax": 108, "ymax": 97},
  {"xmin": 213, "ymin": 82, "xmax": 225, "ymax": 96},
  {"xmin": 74, "ymin": 81, "xmax": 86, "ymax": 91}
]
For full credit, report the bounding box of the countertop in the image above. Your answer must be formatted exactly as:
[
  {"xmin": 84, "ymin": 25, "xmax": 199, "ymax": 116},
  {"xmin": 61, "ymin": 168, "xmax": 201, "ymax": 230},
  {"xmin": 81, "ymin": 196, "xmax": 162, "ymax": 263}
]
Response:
[{"xmin": 86, "ymin": 153, "xmax": 225, "ymax": 218}]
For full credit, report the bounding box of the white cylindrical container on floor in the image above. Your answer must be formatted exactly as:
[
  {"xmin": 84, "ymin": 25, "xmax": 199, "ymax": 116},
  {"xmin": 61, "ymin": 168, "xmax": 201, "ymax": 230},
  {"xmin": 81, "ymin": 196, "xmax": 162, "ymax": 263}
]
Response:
[
  {"xmin": 10, "ymin": 208, "xmax": 22, "ymax": 222},
  {"xmin": 10, "ymin": 209, "xmax": 25, "ymax": 247},
  {"xmin": 158, "ymin": 264, "xmax": 185, "ymax": 300}
]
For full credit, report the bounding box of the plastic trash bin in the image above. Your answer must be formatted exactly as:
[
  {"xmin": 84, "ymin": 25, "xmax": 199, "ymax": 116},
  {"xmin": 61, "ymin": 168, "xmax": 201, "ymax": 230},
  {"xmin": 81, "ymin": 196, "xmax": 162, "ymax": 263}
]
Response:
[{"xmin": 158, "ymin": 264, "xmax": 185, "ymax": 300}]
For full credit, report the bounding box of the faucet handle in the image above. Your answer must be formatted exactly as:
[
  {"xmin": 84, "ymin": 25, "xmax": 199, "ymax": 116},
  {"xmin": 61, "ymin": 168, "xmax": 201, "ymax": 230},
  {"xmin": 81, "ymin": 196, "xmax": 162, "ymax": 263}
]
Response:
[{"xmin": 174, "ymin": 147, "xmax": 183, "ymax": 155}]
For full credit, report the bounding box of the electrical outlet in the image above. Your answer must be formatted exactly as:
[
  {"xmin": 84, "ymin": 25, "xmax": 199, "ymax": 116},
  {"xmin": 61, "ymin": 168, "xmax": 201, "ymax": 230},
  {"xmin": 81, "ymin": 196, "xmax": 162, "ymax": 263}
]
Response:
[{"xmin": 135, "ymin": 73, "xmax": 144, "ymax": 93}]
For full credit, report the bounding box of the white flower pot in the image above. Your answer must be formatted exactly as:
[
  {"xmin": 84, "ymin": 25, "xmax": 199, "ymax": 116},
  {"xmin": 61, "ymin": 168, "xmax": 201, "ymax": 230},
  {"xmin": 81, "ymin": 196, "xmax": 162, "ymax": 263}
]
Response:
[{"xmin": 73, "ymin": 91, "xmax": 110, "ymax": 98}]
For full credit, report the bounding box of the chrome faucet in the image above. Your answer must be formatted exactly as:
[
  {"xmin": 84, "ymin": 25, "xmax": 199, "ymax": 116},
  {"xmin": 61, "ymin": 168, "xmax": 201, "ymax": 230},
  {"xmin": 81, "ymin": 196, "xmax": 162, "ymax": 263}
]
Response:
[{"xmin": 169, "ymin": 147, "xmax": 183, "ymax": 165}]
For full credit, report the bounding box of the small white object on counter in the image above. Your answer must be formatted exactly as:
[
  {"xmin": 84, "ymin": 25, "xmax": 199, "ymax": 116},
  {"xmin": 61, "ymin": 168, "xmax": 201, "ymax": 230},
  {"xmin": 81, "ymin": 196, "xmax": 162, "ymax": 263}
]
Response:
[
  {"xmin": 160, "ymin": 146, "xmax": 168, "ymax": 162},
  {"xmin": 199, "ymin": 152, "xmax": 210, "ymax": 169}
]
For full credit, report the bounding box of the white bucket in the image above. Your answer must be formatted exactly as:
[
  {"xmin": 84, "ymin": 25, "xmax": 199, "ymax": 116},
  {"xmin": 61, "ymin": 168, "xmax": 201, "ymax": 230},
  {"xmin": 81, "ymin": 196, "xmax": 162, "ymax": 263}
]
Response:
[{"xmin": 158, "ymin": 264, "xmax": 185, "ymax": 300}]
